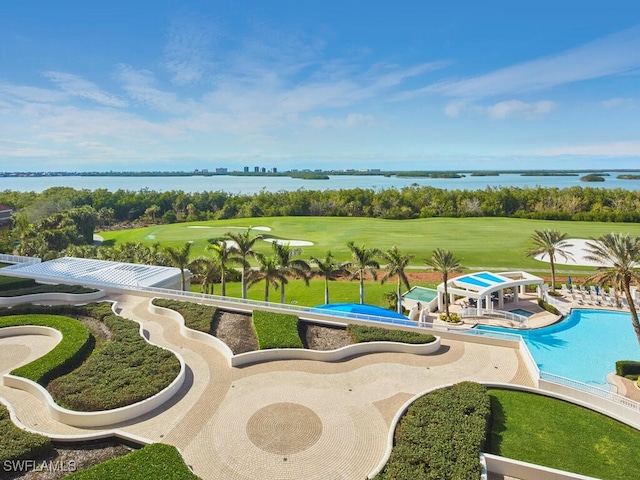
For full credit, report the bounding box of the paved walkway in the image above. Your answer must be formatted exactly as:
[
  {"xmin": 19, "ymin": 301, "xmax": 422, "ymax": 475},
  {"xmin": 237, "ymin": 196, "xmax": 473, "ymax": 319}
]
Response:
[{"xmin": 1, "ymin": 294, "xmax": 536, "ymax": 480}]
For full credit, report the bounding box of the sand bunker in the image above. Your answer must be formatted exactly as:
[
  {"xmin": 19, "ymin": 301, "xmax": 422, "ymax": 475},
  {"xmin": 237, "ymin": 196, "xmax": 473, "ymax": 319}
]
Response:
[
  {"xmin": 251, "ymin": 226, "xmax": 272, "ymax": 231},
  {"xmin": 263, "ymin": 238, "xmax": 314, "ymax": 247},
  {"xmin": 187, "ymin": 226, "xmax": 215, "ymax": 229},
  {"xmin": 534, "ymin": 238, "xmax": 612, "ymax": 267},
  {"xmin": 186, "ymin": 225, "xmax": 272, "ymax": 231}
]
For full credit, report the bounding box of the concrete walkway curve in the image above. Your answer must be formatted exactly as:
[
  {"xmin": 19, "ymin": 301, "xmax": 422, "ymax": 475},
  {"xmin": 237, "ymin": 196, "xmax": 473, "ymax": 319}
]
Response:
[{"xmin": 0, "ymin": 293, "xmax": 535, "ymax": 479}]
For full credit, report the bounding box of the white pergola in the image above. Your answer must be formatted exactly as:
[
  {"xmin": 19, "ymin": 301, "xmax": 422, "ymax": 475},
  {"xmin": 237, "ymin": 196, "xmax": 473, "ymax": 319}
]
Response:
[{"xmin": 437, "ymin": 271, "xmax": 544, "ymax": 315}]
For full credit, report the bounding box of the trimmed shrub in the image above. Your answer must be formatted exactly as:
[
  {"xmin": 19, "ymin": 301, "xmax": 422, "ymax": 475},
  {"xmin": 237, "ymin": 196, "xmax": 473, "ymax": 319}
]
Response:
[
  {"xmin": 1, "ymin": 314, "xmax": 93, "ymax": 386},
  {"xmin": 537, "ymin": 298, "xmax": 560, "ymax": 315},
  {"xmin": 152, "ymin": 298, "xmax": 216, "ymax": 333},
  {"xmin": 0, "ymin": 283, "xmax": 98, "ymax": 297},
  {"xmin": 347, "ymin": 324, "xmax": 436, "ymax": 344},
  {"xmin": 439, "ymin": 312, "xmax": 461, "ymax": 323},
  {"xmin": 47, "ymin": 314, "xmax": 181, "ymax": 411},
  {"xmin": 616, "ymin": 360, "xmax": 640, "ymax": 380},
  {"xmin": 252, "ymin": 310, "xmax": 303, "ymax": 349},
  {"xmin": 0, "ymin": 404, "xmax": 52, "ymax": 464},
  {"xmin": 64, "ymin": 443, "xmax": 199, "ymax": 480},
  {"xmin": 376, "ymin": 382, "xmax": 490, "ymax": 480}
]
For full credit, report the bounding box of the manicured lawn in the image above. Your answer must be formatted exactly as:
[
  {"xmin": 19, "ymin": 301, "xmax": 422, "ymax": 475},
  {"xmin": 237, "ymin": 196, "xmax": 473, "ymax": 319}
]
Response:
[
  {"xmin": 0, "ymin": 404, "xmax": 52, "ymax": 463},
  {"xmin": 99, "ymin": 216, "xmax": 640, "ymax": 270},
  {"xmin": 252, "ymin": 310, "xmax": 303, "ymax": 349},
  {"xmin": 488, "ymin": 389, "xmax": 640, "ymax": 480}
]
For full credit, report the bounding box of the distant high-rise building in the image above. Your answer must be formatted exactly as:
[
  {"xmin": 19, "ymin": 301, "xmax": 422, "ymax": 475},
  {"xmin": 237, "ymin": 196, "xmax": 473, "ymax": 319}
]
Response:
[
  {"xmin": 215, "ymin": 167, "xmax": 227, "ymax": 174},
  {"xmin": 243, "ymin": 166, "xmax": 249, "ymax": 173},
  {"xmin": 261, "ymin": 167, "xmax": 266, "ymax": 173},
  {"xmin": 272, "ymin": 167, "xmax": 277, "ymax": 173},
  {"xmin": 254, "ymin": 166, "xmax": 260, "ymax": 172}
]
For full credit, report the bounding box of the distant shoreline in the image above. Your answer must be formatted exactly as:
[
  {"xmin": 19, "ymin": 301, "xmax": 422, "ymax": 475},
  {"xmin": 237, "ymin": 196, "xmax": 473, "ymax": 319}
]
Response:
[{"xmin": 2, "ymin": 168, "xmax": 640, "ymax": 179}]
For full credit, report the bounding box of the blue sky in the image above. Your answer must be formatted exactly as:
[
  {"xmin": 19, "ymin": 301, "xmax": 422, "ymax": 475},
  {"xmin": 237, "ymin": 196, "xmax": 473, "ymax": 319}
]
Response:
[{"xmin": 1, "ymin": 1, "xmax": 639, "ymax": 172}]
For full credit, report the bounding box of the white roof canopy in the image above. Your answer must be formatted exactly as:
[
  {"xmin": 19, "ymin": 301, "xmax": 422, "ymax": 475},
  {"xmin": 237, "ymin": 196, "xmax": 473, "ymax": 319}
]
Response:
[{"xmin": 438, "ymin": 271, "xmax": 544, "ymax": 300}]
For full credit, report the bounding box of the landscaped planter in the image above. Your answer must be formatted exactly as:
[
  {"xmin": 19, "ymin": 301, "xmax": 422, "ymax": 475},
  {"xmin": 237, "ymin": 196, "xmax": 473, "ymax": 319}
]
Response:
[{"xmin": 0, "ymin": 290, "xmax": 105, "ymax": 307}]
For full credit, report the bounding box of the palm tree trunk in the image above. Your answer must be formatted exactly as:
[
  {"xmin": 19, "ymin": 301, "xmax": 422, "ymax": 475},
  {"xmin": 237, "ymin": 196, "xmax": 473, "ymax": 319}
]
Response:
[
  {"xmin": 241, "ymin": 269, "xmax": 247, "ymax": 299},
  {"xmin": 221, "ymin": 271, "xmax": 226, "ymax": 297},
  {"xmin": 280, "ymin": 281, "xmax": 286, "ymax": 304},
  {"xmin": 324, "ymin": 278, "xmax": 329, "ymax": 304},
  {"xmin": 396, "ymin": 278, "xmax": 402, "ymax": 314},
  {"xmin": 623, "ymin": 282, "xmax": 640, "ymax": 346},
  {"xmin": 264, "ymin": 281, "xmax": 269, "ymax": 302},
  {"xmin": 550, "ymin": 257, "xmax": 556, "ymax": 293},
  {"xmin": 180, "ymin": 269, "xmax": 185, "ymax": 291},
  {"xmin": 359, "ymin": 274, "xmax": 365, "ymax": 304}
]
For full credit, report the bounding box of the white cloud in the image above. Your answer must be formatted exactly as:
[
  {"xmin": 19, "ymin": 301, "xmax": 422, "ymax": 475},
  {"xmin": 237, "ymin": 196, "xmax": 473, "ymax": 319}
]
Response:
[
  {"xmin": 530, "ymin": 141, "xmax": 640, "ymax": 157},
  {"xmin": 444, "ymin": 101, "xmax": 466, "ymax": 117},
  {"xmin": 600, "ymin": 97, "xmax": 636, "ymax": 108},
  {"xmin": 43, "ymin": 71, "xmax": 126, "ymax": 107},
  {"xmin": 307, "ymin": 113, "xmax": 375, "ymax": 128},
  {"xmin": 163, "ymin": 14, "xmax": 213, "ymax": 85},
  {"xmin": 407, "ymin": 25, "xmax": 640, "ymax": 100},
  {"xmin": 486, "ymin": 100, "xmax": 556, "ymax": 119},
  {"xmin": 116, "ymin": 64, "xmax": 190, "ymax": 113},
  {"xmin": 0, "ymin": 82, "xmax": 67, "ymax": 104}
]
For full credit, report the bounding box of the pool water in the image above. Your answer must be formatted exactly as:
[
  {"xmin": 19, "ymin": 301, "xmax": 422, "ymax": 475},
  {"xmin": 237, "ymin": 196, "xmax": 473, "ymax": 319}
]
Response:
[
  {"xmin": 476, "ymin": 309, "xmax": 640, "ymax": 387},
  {"xmin": 509, "ymin": 308, "xmax": 534, "ymax": 318}
]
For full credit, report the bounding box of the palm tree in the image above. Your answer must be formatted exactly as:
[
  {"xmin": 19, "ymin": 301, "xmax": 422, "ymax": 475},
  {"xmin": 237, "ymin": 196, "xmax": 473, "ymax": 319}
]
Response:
[
  {"xmin": 188, "ymin": 257, "xmax": 220, "ymax": 294},
  {"xmin": 206, "ymin": 240, "xmax": 235, "ymax": 296},
  {"xmin": 381, "ymin": 245, "xmax": 414, "ymax": 314},
  {"xmin": 223, "ymin": 228, "xmax": 263, "ymax": 299},
  {"xmin": 584, "ymin": 233, "xmax": 640, "ymax": 346},
  {"xmin": 425, "ymin": 248, "xmax": 462, "ymax": 319},
  {"xmin": 246, "ymin": 252, "xmax": 287, "ymax": 302},
  {"xmin": 272, "ymin": 242, "xmax": 310, "ymax": 304},
  {"xmin": 310, "ymin": 251, "xmax": 351, "ymax": 304},
  {"xmin": 526, "ymin": 230, "xmax": 573, "ymax": 293},
  {"xmin": 163, "ymin": 242, "xmax": 192, "ymax": 291},
  {"xmin": 347, "ymin": 241, "xmax": 381, "ymax": 304}
]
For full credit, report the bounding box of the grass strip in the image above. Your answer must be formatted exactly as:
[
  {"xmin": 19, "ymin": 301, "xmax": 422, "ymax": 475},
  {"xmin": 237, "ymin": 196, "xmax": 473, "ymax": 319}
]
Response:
[
  {"xmin": 0, "ymin": 404, "xmax": 52, "ymax": 464},
  {"xmin": 347, "ymin": 324, "xmax": 436, "ymax": 344},
  {"xmin": 64, "ymin": 443, "xmax": 200, "ymax": 480},
  {"xmin": 487, "ymin": 389, "xmax": 640, "ymax": 480},
  {"xmin": 0, "ymin": 275, "xmax": 36, "ymax": 291},
  {"xmin": 0, "ymin": 314, "xmax": 93, "ymax": 386},
  {"xmin": 47, "ymin": 313, "xmax": 181, "ymax": 411},
  {"xmin": 376, "ymin": 382, "xmax": 490, "ymax": 480},
  {"xmin": 152, "ymin": 298, "xmax": 216, "ymax": 333},
  {"xmin": 252, "ymin": 310, "xmax": 303, "ymax": 349}
]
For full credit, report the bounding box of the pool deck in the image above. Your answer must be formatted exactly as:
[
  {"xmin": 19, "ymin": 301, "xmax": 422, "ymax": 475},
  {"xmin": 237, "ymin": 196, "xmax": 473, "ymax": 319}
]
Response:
[{"xmin": 0, "ymin": 292, "xmax": 537, "ymax": 480}]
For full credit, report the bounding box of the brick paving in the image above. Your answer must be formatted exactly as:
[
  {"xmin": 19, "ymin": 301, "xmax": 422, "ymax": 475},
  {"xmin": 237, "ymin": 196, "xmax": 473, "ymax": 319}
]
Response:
[{"xmin": 1, "ymin": 293, "xmax": 536, "ymax": 480}]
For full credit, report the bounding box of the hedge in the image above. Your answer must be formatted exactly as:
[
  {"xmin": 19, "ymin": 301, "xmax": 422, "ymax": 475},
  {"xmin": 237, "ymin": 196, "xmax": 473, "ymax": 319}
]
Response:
[
  {"xmin": 616, "ymin": 360, "xmax": 640, "ymax": 380},
  {"xmin": 0, "ymin": 403, "xmax": 52, "ymax": 464},
  {"xmin": 252, "ymin": 310, "xmax": 303, "ymax": 349},
  {"xmin": 47, "ymin": 313, "xmax": 181, "ymax": 411},
  {"xmin": 64, "ymin": 443, "xmax": 200, "ymax": 480},
  {"xmin": 152, "ymin": 298, "xmax": 216, "ymax": 333},
  {"xmin": 0, "ymin": 314, "xmax": 94, "ymax": 386},
  {"xmin": 537, "ymin": 298, "xmax": 560, "ymax": 315},
  {"xmin": 347, "ymin": 324, "xmax": 436, "ymax": 344},
  {"xmin": 0, "ymin": 275, "xmax": 36, "ymax": 291},
  {"xmin": 376, "ymin": 382, "xmax": 490, "ymax": 480},
  {"xmin": 0, "ymin": 283, "xmax": 98, "ymax": 297}
]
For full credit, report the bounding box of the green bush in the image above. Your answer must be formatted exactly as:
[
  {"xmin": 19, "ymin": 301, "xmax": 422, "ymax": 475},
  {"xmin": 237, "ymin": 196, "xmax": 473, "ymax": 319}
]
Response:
[
  {"xmin": 616, "ymin": 360, "xmax": 640, "ymax": 380},
  {"xmin": 252, "ymin": 310, "xmax": 303, "ymax": 349},
  {"xmin": 376, "ymin": 382, "xmax": 490, "ymax": 480},
  {"xmin": 0, "ymin": 404, "xmax": 52, "ymax": 464},
  {"xmin": 439, "ymin": 312, "xmax": 461, "ymax": 323},
  {"xmin": 0, "ymin": 314, "xmax": 93, "ymax": 386},
  {"xmin": 347, "ymin": 324, "xmax": 436, "ymax": 344},
  {"xmin": 152, "ymin": 298, "xmax": 216, "ymax": 333},
  {"xmin": 47, "ymin": 314, "xmax": 181, "ymax": 411},
  {"xmin": 537, "ymin": 298, "xmax": 560, "ymax": 315},
  {"xmin": 0, "ymin": 275, "xmax": 36, "ymax": 291},
  {"xmin": 0, "ymin": 283, "xmax": 98, "ymax": 297},
  {"xmin": 64, "ymin": 443, "xmax": 199, "ymax": 480}
]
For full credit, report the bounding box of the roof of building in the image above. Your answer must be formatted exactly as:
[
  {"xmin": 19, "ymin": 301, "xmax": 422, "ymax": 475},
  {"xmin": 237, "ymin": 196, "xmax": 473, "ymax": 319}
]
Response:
[
  {"xmin": 1, "ymin": 256, "xmax": 184, "ymax": 288},
  {"xmin": 438, "ymin": 270, "xmax": 544, "ymax": 299}
]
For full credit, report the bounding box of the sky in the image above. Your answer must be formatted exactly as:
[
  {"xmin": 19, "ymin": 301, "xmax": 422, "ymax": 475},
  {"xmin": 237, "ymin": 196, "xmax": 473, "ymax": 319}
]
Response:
[{"xmin": 1, "ymin": 1, "xmax": 639, "ymax": 172}]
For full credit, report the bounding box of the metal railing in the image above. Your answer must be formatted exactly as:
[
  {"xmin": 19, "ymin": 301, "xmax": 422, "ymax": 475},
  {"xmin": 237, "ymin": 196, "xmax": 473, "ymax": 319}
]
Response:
[
  {"xmin": 0, "ymin": 254, "xmax": 41, "ymax": 266},
  {"xmin": 544, "ymin": 294, "xmax": 571, "ymax": 315},
  {"xmin": 460, "ymin": 307, "xmax": 529, "ymax": 326}
]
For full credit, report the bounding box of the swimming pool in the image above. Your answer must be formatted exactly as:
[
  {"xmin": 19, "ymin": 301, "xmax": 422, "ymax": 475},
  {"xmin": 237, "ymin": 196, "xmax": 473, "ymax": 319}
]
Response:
[
  {"xmin": 509, "ymin": 308, "xmax": 534, "ymax": 318},
  {"xmin": 476, "ymin": 309, "xmax": 640, "ymax": 387}
]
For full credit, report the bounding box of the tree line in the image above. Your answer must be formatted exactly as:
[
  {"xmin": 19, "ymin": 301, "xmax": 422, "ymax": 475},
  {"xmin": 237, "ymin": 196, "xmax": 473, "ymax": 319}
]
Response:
[{"xmin": 2, "ymin": 184, "xmax": 640, "ymax": 228}]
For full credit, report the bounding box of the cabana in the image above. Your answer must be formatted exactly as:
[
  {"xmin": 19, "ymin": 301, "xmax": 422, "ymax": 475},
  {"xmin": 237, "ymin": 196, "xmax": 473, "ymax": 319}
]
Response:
[{"xmin": 437, "ymin": 271, "xmax": 544, "ymax": 316}]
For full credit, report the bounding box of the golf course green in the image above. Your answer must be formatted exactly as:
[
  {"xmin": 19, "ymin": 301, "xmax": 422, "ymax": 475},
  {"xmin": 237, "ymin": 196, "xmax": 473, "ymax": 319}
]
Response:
[{"xmin": 98, "ymin": 216, "xmax": 640, "ymax": 270}]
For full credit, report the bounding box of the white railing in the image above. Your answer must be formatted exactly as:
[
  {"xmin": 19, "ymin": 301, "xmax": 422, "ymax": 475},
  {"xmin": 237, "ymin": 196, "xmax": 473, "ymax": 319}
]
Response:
[
  {"xmin": 544, "ymin": 295, "xmax": 571, "ymax": 315},
  {"xmin": 540, "ymin": 372, "xmax": 640, "ymax": 412},
  {"xmin": 460, "ymin": 307, "xmax": 528, "ymax": 326},
  {"xmin": 0, "ymin": 254, "xmax": 41, "ymax": 266}
]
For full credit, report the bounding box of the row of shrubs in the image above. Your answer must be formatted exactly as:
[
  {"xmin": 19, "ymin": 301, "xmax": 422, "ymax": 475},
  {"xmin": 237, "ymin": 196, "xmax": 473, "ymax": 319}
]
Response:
[
  {"xmin": 347, "ymin": 324, "xmax": 436, "ymax": 344},
  {"xmin": 616, "ymin": 360, "xmax": 640, "ymax": 380},
  {"xmin": 537, "ymin": 298, "xmax": 561, "ymax": 315},
  {"xmin": 0, "ymin": 314, "xmax": 93, "ymax": 386},
  {"xmin": 375, "ymin": 382, "xmax": 491, "ymax": 480},
  {"xmin": 0, "ymin": 283, "xmax": 98, "ymax": 297},
  {"xmin": 0, "ymin": 403, "xmax": 52, "ymax": 464},
  {"xmin": 0, "ymin": 303, "xmax": 181, "ymax": 411},
  {"xmin": 0, "ymin": 275, "xmax": 36, "ymax": 291},
  {"xmin": 152, "ymin": 298, "xmax": 217, "ymax": 333}
]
